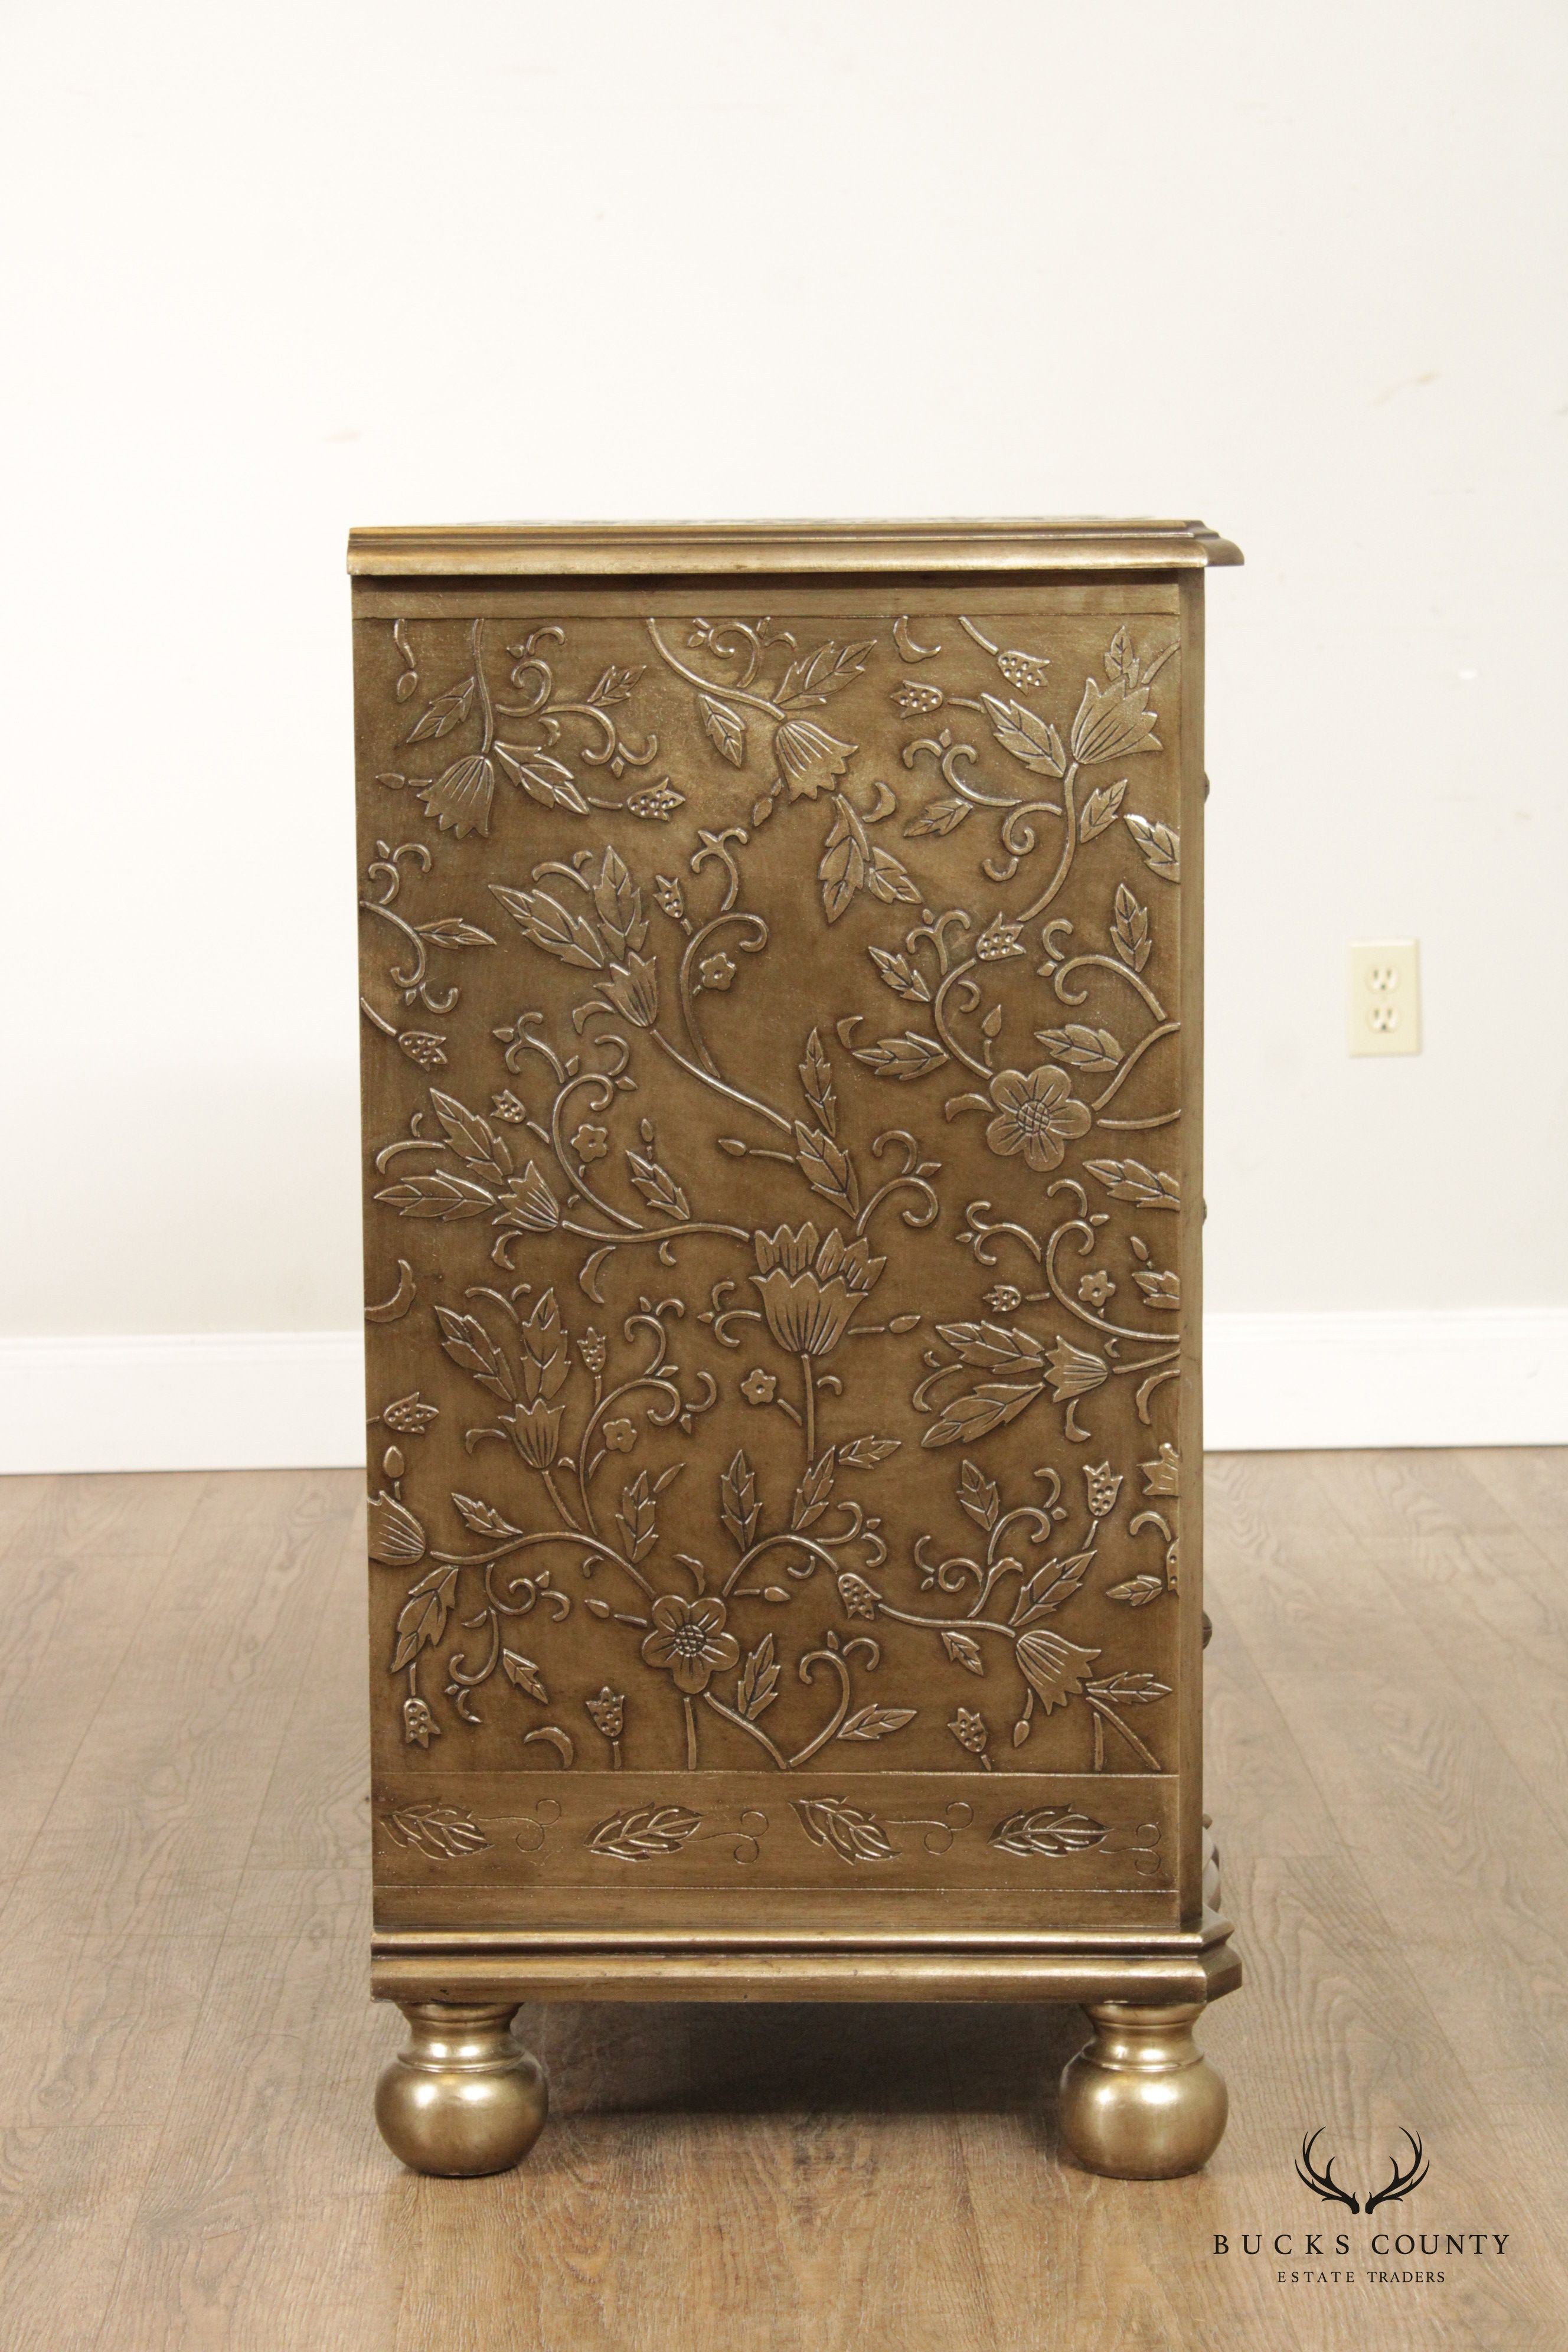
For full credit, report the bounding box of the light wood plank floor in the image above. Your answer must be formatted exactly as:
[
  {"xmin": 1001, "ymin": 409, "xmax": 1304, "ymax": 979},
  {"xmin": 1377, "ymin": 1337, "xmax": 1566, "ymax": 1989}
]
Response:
[{"xmin": 0, "ymin": 1451, "xmax": 1563, "ymax": 2350}]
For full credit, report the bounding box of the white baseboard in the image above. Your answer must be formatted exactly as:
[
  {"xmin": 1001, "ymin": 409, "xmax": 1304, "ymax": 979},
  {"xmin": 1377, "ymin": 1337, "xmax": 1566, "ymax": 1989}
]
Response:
[{"xmin": 0, "ymin": 1312, "xmax": 1561, "ymax": 1475}]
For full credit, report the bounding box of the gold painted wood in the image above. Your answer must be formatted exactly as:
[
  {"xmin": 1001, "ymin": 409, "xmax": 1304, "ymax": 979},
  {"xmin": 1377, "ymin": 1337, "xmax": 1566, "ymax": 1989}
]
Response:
[
  {"xmin": 2, "ymin": 1453, "xmax": 1567, "ymax": 2344},
  {"xmin": 350, "ymin": 518, "xmax": 1239, "ymax": 2175},
  {"xmin": 348, "ymin": 515, "xmax": 1244, "ymax": 577}
]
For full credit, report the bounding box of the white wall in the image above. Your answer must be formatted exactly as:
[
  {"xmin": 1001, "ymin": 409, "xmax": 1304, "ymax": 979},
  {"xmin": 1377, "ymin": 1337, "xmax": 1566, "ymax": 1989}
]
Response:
[{"xmin": 2, "ymin": 0, "xmax": 1564, "ymax": 1462}]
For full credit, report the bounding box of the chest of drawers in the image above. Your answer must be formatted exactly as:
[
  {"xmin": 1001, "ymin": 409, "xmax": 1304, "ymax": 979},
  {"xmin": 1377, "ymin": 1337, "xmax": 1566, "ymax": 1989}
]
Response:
[{"xmin": 350, "ymin": 518, "xmax": 1241, "ymax": 2178}]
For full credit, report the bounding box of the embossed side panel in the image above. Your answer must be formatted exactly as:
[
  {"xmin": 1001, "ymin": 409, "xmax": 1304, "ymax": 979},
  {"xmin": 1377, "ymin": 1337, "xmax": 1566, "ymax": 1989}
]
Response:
[{"xmin": 355, "ymin": 583, "xmax": 1195, "ymax": 1933}]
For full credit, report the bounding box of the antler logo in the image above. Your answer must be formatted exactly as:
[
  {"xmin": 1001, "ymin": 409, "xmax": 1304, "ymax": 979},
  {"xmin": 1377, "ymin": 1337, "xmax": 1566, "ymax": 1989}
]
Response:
[
  {"xmin": 1295, "ymin": 2128, "xmax": 1429, "ymax": 2213},
  {"xmin": 1296, "ymin": 2129, "xmax": 1360, "ymax": 2211},
  {"xmin": 1364, "ymin": 2130, "xmax": 1429, "ymax": 2213}
]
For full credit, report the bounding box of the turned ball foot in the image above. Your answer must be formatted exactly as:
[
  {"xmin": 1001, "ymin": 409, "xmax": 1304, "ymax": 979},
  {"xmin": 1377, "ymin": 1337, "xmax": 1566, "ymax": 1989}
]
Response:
[
  {"xmin": 375, "ymin": 2001, "xmax": 548, "ymax": 2177},
  {"xmin": 1059, "ymin": 2000, "xmax": 1227, "ymax": 2179}
]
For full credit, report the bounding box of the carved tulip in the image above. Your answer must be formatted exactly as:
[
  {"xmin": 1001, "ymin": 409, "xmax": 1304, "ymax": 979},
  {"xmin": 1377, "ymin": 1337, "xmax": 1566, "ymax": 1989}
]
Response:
[
  {"xmin": 1015, "ymin": 1629, "xmax": 1102, "ymax": 1713},
  {"xmin": 368, "ymin": 1490, "xmax": 426, "ymax": 1566}
]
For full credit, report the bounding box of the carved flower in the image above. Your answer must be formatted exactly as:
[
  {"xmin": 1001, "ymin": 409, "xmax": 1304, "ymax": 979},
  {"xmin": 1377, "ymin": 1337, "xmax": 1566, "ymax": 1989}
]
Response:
[
  {"xmin": 596, "ymin": 952, "xmax": 660, "ymax": 1028},
  {"xmin": 1015, "ymin": 1628, "xmax": 1102, "ymax": 1713},
  {"xmin": 368, "ymin": 1490, "xmax": 426, "ymax": 1566},
  {"xmin": 698, "ymin": 952, "xmax": 737, "ymax": 992},
  {"xmin": 507, "ymin": 1400, "xmax": 563, "ymax": 1470},
  {"xmin": 640, "ymin": 1594, "xmax": 740, "ymax": 1696},
  {"xmin": 773, "ymin": 718, "xmax": 855, "ymax": 800},
  {"xmin": 1079, "ymin": 1270, "xmax": 1116, "ymax": 1309},
  {"xmin": 418, "ymin": 753, "xmax": 495, "ymax": 837},
  {"xmin": 403, "ymin": 1694, "xmax": 439, "ymax": 1747},
  {"xmin": 974, "ymin": 913, "xmax": 1026, "ymax": 962},
  {"xmin": 381, "ymin": 1392, "xmax": 439, "ymax": 1436},
  {"xmin": 571, "ymin": 1122, "xmax": 610, "ymax": 1162},
  {"xmin": 491, "ymin": 1090, "xmax": 528, "ymax": 1122},
  {"xmin": 653, "ymin": 873, "xmax": 685, "ymax": 922},
  {"xmin": 892, "ymin": 681, "xmax": 943, "ymax": 717},
  {"xmin": 949, "ymin": 1707, "xmax": 991, "ymax": 1760},
  {"xmin": 1069, "ymin": 674, "xmax": 1161, "ymax": 766},
  {"xmin": 740, "ymin": 1368, "xmax": 778, "ymax": 1405},
  {"xmin": 603, "ymin": 1418, "xmax": 638, "ymax": 1452},
  {"xmin": 984, "ymin": 1067, "xmax": 1092, "ymax": 1173},
  {"xmin": 1083, "ymin": 1462, "xmax": 1123, "ymax": 1519},
  {"xmin": 837, "ymin": 1572, "xmax": 882, "ymax": 1620},
  {"xmin": 397, "ymin": 1031, "xmax": 447, "ymax": 1069},
  {"xmin": 494, "ymin": 1162, "xmax": 560, "ymax": 1235},
  {"xmin": 750, "ymin": 1223, "xmax": 885, "ymax": 1359},
  {"xmin": 984, "ymin": 1285, "xmax": 1022, "ymax": 1315},
  {"xmin": 628, "ymin": 782, "xmax": 685, "ymax": 821},
  {"xmin": 1044, "ymin": 1337, "xmax": 1109, "ymax": 1402},
  {"xmin": 586, "ymin": 1687, "xmax": 624, "ymax": 1739},
  {"xmin": 578, "ymin": 1327, "xmax": 607, "ymax": 1377}
]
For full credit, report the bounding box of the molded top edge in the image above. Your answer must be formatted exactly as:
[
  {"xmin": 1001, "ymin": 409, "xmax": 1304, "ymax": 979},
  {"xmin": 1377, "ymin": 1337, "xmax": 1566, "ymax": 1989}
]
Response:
[{"xmin": 347, "ymin": 517, "xmax": 1243, "ymax": 577}]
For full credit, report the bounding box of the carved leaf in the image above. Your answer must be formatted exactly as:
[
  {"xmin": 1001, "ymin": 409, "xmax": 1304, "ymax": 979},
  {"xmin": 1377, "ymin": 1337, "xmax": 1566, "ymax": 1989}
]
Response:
[
  {"xmin": 981, "ymin": 693, "xmax": 1066, "ymax": 777},
  {"xmin": 585, "ymin": 663, "xmax": 643, "ymax": 706},
  {"xmin": 615, "ymin": 1470, "xmax": 658, "ymax": 1563},
  {"xmin": 492, "ymin": 743, "xmax": 590, "ymax": 814},
  {"xmin": 868, "ymin": 947, "xmax": 932, "ymax": 1004},
  {"xmin": 791, "ymin": 1448, "xmax": 838, "ymax": 1530},
  {"xmin": 518, "ymin": 1289, "xmax": 569, "ymax": 1403},
  {"xmin": 698, "ymin": 694, "xmax": 747, "ymax": 766},
  {"xmin": 852, "ymin": 1032, "xmax": 949, "ymax": 1080},
  {"xmin": 386, "ymin": 1802, "xmax": 490, "ymax": 1858},
  {"xmin": 904, "ymin": 796, "xmax": 971, "ymax": 837},
  {"xmin": 1089, "ymin": 1670, "xmax": 1172, "ymax": 1706},
  {"xmin": 818, "ymin": 798, "xmax": 868, "ymax": 922},
  {"xmin": 1084, "ymin": 1159, "xmax": 1180, "ymax": 1210},
  {"xmin": 592, "ymin": 844, "xmax": 648, "ymax": 956},
  {"xmin": 866, "ymin": 845, "xmax": 921, "ymax": 906},
  {"xmin": 1034, "ymin": 1023, "xmax": 1121, "ymax": 1070},
  {"xmin": 776, "ymin": 638, "xmax": 876, "ymax": 708},
  {"xmin": 429, "ymin": 1090, "xmax": 512, "ymax": 1178},
  {"xmin": 1141, "ymin": 1443, "xmax": 1181, "ymax": 1496},
  {"xmin": 720, "ymin": 1449, "xmax": 761, "ymax": 1553},
  {"xmin": 838, "ymin": 1435, "xmax": 900, "ymax": 1468},
  {"xmin": 1106, "ymin": 1573, "xmax": 1165, "ymax": 1607},
  {"xmin": 922, "ymin": 1381, "xmax": 1045, "ymax": 1448},
  {"xmin": 838, "ymin": 1704, "xmax": 917, "ymax": 1740},
  {"xmin": 626, "ymin": 1150, "xmax": 690, "ymax": 1221},
  {"xmin": 489, "ymin": 884, "xmax": 606, "ymax": 970},
  {"xmin": 451, "ymin": 1491, "xmax": 522, "ymax": 1537},
  {"xmin": 375, "ymin": 1170, "xmax": 495, "ymax": 1220},
  {"xmin": 405, "ymin": 677, "xmax": 474, "ymax": 744},
  {"xmin": 942, "ymin": 1629, "xmax": 986, "ymax": 1676},
  {"xmin": 434, "ymin": 1308, "xmax": 516, "ymax": 1401},
  {"xmin": 936, "ymin": 1321, "xmax": 1046, "ymax": 1371},
  {"xmin": 1125, "ymin": 814, "xmax": 1180, "ymax": 881},
  {"xmin": 989, "ymin": 1807, "xmax": 1108, "ymax": 1858},
  {"xmin": 502, "ymin": 1651, "xmax": 549, "ymax": 1702},
  {"xmin": 794, "ymin": 1121, "xmax": 858, "ymax": 1215},
  {"xmin": 1079, "ymin": 779, "xmax": 1128, "ymax": 841},
  {"xmin": 799, "ymin": 1028, "xmax": 838, "ymax": 1135},
  {"xmin": 1134, "ymin": 1268, "xmax": 1181, "ymax": 1309},
  {"xmin": 738, "ymin": 1634, "xmax": 781, "ymax": 1720},
  {"xmin": 958, "ymin": 1458, "xmax": 1000, "ymax": 1530},
  {"xmin": 792, "ymin": 1796, "xmax": 896, "ymax": 1864},
  {"xmin": 1011, "ymin": 1549, "xmax": 1095, "ymax": 1627},
  {"xmin": 590, "ymin": 1805, "xmax": 703, "ymax": 1861},
  {"xmin": 390, "ymin": 1565, "xmax": 459, "ymax": 1672},
  {"xmin": 418, "ymin": 917, "xmax": 496, "ymax": 949},
  {"xmin": 1111, "ymin": 883, "xmax": 1152, "ymax": 972}
]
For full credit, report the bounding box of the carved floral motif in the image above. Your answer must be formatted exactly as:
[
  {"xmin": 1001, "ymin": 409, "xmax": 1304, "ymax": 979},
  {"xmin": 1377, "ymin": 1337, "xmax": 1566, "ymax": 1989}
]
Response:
[{"xmin": 360, "ymin": 605, "xmax": 1187, "ymax": 1788}]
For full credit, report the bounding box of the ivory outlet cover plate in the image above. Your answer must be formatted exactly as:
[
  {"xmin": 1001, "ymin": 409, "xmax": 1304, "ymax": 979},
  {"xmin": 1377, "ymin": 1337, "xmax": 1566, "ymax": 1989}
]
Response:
[{"xmin": 1349, "ymin": 939, "xmax": 1421, "ymax": 1055}]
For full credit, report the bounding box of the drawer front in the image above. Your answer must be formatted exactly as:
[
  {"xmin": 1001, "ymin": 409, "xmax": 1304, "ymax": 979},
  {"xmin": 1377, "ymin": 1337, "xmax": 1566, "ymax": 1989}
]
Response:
[{"xmin": 355, "ymin": 579, "xmax": 1200, "ymax": 1934}]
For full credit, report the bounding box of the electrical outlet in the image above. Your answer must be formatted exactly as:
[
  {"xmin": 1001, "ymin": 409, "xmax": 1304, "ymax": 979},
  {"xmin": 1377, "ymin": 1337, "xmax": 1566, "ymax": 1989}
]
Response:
[{"xmin": 1349, "ymin": 939, "xmax": 1421, "ymax": 1056}]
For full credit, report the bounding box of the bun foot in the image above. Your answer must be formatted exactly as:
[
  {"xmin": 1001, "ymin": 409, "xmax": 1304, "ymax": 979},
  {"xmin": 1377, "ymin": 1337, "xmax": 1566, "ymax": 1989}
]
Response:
[
  {"xmin": 1059, "ymin": 1999, "xmax": 1227, "ymax": 2179},
  {"xmin": 375, "ymin": 2001, "xmax": 548, "ymax": 2177}
]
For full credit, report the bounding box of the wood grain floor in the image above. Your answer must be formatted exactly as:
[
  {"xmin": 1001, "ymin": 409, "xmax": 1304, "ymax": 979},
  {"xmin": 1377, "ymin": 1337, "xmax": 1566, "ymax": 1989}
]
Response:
[{"xmin": 0, "ymin": 1450, "xmax": 1564, "ymax": 2350}]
